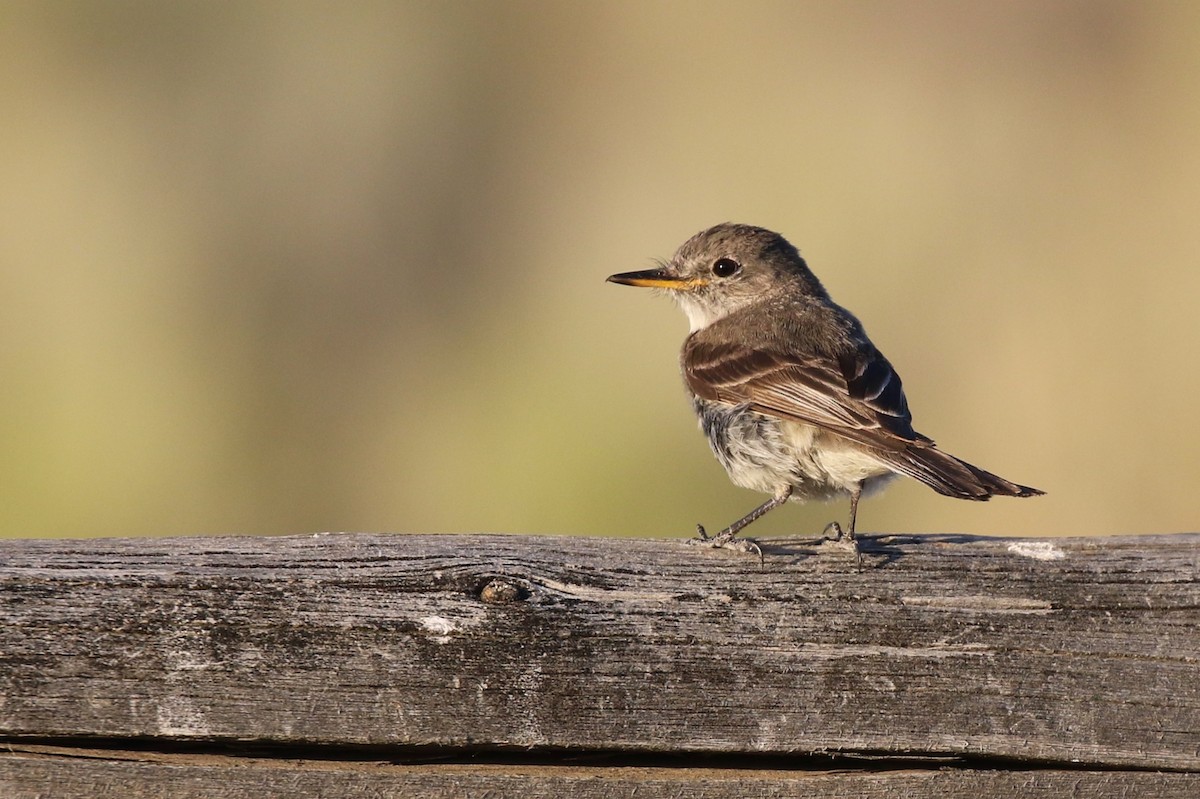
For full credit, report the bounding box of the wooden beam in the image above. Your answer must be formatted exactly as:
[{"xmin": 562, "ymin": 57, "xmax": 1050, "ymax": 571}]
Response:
[{"xmin": 1, "ymin": 532, "xmax": 1197, "ymax": 796}]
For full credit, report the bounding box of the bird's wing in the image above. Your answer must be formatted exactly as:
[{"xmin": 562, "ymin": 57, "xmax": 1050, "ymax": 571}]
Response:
[{"xmin": 683, "ymin": 338, "xmax": 930, "ymax": 451}]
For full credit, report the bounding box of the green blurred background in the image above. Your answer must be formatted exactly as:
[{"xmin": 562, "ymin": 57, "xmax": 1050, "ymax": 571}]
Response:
[{"xmin": 2, "ymin": 1, "xmax": 1197, "ymax": 540}]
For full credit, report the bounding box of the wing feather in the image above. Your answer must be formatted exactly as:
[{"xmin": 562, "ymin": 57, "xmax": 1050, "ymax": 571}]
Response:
[{"xmin": 683, "ymin": 339, "xmax": 928, "ymax": 452}]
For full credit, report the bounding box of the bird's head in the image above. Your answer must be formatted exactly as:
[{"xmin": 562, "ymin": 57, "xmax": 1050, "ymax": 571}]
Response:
[{"xmin": 607, "ymin": 223, "xmax": 827, "ymax": 331}]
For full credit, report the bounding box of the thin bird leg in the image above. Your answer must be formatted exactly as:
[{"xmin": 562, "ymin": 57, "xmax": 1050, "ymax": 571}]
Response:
[
  {"xmin": 708, "ymin": 485, "xmax": 793, "ymax": 546},
  {"xmin": 846, "ymin": 480, "xmax": 863, "ymax": 539}
]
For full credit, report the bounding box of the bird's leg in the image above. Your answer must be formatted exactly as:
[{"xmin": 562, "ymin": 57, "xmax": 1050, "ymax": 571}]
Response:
[
  {"xmin": 847, "ymin": 480, "xmax": 863, "ymax": 539},
  {"xmin": 714, "ymin": 484, "xmax": 792, "ymax": 545},
  {"xmin": 822, "ymin": 481, "xmax": 864, "ymax": 568},
  {"xmin": 822, "ymin": 481, "xmax": 864, "ymax": 543},
  {"xmin": 693, "ymin": 485, "xmax": 792, "ymax": 554}
]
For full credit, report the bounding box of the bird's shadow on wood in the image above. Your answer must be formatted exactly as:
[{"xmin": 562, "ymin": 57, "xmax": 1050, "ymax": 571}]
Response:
[{"xmin": 755, "ymin": 532, "xmax": 994, "ymax": 569}]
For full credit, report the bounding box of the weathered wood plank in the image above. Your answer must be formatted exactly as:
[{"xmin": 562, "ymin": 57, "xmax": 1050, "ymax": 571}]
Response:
[
  {"xmin": 1, "ymin": 747, "xmax": 1197, "ymax": 799},
  {"xmin": 0, "ymin": 533, "xmax": 1197, "ymax": 772}
]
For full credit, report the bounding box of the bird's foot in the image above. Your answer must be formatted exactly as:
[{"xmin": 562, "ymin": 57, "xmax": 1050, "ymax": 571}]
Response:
[
  {"xmin": 821, "ymin": 522, "xmax": 863, "ymax": 567},
  {"xmin": 822, "ymin": 521, "xmax": 852, "ymax": 542},
  {"xmin": 687, "ymin": 524, "xmax": 764, "ymax": 563}
]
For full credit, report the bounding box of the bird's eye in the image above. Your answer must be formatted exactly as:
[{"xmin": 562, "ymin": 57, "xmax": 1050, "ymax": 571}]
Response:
[{"xmin": 711, "ymin": 257, "xmax": 740, "ymax": 278}]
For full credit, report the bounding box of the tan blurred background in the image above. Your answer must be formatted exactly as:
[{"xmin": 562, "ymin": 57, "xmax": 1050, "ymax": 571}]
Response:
[{"xmin": 2, "ymin": 1, "xmax": 1197, "ymax": 540}]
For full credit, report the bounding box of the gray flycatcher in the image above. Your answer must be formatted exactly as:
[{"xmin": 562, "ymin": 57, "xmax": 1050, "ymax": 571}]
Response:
[{"xmin": 608, "ymin": 223, "xmax": 1043, "ymax": 551}]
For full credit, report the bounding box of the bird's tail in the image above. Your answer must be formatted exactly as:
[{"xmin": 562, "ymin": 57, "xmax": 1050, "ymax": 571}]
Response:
[{"xmin": 883, "ymin": 443, "xmax": 1044, "ymax": 500}]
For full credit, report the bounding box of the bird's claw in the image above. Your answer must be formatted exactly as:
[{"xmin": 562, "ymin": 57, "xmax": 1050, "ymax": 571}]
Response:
[
  {"xmin": 821, "ymin": 521, "xmax": 863, "ymax": 568},
  {"xmin": 686, "ymin": 524, "xmax": 764, "ymax": 564},
  {"xmin": 822, "ymin": 521, "xmax": 850, "ymax": 542}
]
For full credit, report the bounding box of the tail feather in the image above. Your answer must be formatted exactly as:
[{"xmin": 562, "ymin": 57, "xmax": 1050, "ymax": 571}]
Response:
[{"xmin": 882, "ymin": 443, "xmax": 1044, "ymax": 501}]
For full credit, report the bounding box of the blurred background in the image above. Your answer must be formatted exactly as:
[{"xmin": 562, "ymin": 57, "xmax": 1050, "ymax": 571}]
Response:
[{"xmin": 2, "ymin": 1, "xmax": 1197, "ymax": 540}]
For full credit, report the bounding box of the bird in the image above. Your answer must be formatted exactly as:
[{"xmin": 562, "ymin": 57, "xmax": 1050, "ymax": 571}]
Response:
[{"xmin": 607, "ymin": 223, "xmax": 1043, "ymax": 551}]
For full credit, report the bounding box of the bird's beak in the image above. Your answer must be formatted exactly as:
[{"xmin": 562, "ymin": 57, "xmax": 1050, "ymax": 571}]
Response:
[{"xmin": 606, "ymin": 268, "xmax": 706, "ymax": 291}]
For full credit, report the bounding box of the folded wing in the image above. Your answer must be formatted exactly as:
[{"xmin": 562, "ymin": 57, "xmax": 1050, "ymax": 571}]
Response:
[{"xmin": 683, "ymin": 338, "xmax": 1043, "ymax": 500}]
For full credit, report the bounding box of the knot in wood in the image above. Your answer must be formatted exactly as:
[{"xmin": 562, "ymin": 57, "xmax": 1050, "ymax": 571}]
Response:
[{"xmin": 479, "ymin": 577, "xmax": 525, "ymax": 604}]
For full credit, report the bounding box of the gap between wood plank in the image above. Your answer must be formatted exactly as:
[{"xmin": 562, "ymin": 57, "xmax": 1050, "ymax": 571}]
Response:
[{"xmin": 3, "ymin": 739, "xmax": 1195, "ymax": 775}]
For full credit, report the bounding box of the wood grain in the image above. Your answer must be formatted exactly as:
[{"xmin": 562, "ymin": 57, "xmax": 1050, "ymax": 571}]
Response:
[{"xmin": 0, "ymin": 532, "xmax": 1197, "ymax": 785}]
